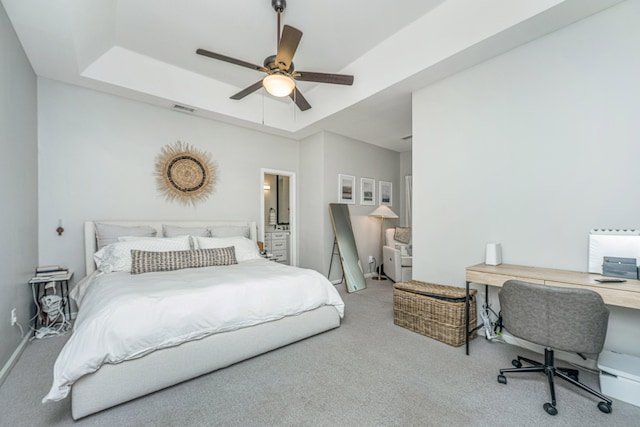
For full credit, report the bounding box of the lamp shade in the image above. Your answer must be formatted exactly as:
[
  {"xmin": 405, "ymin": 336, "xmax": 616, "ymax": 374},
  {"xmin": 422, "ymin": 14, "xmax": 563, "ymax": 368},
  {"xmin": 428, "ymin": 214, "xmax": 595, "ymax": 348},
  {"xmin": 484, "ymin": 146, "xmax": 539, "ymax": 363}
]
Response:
[
  {"xmin": 263, "ymin": 74, "xmax": 295, "ymax": 97},
  {"xmin": 368, "ymin": 205, "xmax": 398, "ymax": 218}
]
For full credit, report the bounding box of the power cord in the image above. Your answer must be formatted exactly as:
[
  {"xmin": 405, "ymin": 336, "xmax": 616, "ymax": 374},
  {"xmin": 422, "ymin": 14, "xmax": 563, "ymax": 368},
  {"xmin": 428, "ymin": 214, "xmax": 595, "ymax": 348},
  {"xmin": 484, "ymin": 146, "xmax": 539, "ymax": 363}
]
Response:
[
  {"xmin": 480, "ymin": 303, "xmax": 504, "ymax": 342},
  {"xmin": 13, "ymin": 319, "xmax": 25, "ymax": 338},
  {"xmin": 30, "ymin": 281, "xmax": 71, "ymax": 340},
  {"xmin": 369, "ymin": 258, "xmax": 377, "ymax": 275}
]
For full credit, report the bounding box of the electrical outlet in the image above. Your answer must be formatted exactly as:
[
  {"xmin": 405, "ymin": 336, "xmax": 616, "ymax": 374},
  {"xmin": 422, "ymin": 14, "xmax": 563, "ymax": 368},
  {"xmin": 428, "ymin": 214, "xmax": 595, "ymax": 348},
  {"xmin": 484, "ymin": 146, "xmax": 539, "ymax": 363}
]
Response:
[
  {"xmin": 10, "ymin": 308, "xmax": 17, "ymax": 326},
  {"xmin": 368, "ymin": 255, "xmax": 374, "ymax": 263}
]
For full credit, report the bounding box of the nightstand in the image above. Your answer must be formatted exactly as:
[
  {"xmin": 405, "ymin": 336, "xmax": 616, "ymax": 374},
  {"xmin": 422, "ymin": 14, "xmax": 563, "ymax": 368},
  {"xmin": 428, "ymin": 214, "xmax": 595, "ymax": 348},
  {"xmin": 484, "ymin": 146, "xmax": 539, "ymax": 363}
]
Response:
[{"xmin": 29, "ymin": 271, "xmax": 73, "ymax": 331}]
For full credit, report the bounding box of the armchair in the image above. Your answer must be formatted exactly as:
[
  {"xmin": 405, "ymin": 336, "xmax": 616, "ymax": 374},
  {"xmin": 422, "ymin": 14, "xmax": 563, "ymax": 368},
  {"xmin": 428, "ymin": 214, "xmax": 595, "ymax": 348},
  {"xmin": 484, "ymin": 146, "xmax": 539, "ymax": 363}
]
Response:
[{"xmin": 383, "ymin": 228, "xmax": 412, "ymax": 282}]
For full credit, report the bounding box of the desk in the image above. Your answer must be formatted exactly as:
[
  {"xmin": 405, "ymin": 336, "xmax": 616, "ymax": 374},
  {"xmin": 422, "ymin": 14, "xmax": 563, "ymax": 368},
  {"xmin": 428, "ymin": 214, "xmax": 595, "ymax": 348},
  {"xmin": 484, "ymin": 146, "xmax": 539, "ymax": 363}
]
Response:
[{"xmin": 464, "ymin": 263, "xmax": 640, "ymax": 355}]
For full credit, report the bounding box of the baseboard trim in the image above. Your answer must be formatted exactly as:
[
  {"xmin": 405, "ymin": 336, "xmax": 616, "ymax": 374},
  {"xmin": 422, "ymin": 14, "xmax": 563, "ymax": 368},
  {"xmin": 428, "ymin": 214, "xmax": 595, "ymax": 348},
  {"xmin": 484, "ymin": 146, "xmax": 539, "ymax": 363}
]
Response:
[{"xmin": 0, "ymin": 333, "xmax": 30, "ymax": 387}]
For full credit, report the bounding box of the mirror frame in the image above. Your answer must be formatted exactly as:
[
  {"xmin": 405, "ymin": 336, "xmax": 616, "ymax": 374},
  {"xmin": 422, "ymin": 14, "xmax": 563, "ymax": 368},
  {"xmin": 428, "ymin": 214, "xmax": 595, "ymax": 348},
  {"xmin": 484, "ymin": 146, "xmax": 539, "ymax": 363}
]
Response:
[
  {"xmin": 276, "ymin": 175, "xmax": 290, "ymax": 225},
  {"xmin": 261, "ymin": 168, "xmax": 297, "ymax": 266},
  {"xmin": 329, "ymin": 203, "xmax": 366, "ymax": 292}
]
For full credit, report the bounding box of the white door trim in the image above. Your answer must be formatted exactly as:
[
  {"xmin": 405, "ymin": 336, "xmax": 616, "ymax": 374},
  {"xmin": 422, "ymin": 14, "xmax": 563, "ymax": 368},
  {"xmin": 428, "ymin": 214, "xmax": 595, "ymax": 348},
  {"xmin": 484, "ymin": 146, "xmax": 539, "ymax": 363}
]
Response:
[{"xmin": 260, "ymin": 168, "xmax": 297, "ymax": 266}]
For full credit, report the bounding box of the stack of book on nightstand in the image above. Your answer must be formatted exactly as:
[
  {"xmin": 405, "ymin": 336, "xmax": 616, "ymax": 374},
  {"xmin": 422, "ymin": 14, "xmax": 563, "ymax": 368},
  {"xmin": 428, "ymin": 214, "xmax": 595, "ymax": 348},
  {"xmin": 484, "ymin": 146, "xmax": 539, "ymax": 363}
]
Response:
[{"xmin": 35, "ymin": 265, "xmax": 69, "ymax": 277}]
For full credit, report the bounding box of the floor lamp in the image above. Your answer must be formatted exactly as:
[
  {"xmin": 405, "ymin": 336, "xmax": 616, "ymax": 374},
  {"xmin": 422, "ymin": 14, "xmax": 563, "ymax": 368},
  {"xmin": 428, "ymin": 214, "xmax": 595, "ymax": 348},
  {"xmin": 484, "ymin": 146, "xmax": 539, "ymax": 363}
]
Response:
[{"xmin": 369, "ymin": 205, "xmax": 398, "ymax": 280}]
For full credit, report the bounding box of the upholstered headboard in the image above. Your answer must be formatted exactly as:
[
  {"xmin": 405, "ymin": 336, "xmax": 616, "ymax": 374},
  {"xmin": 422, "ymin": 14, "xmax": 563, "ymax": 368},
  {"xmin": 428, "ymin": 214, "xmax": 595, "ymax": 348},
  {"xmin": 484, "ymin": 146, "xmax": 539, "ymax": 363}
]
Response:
[{"xmin": 84, "ymin": 220, "xmax": 258, "ymax": 275}]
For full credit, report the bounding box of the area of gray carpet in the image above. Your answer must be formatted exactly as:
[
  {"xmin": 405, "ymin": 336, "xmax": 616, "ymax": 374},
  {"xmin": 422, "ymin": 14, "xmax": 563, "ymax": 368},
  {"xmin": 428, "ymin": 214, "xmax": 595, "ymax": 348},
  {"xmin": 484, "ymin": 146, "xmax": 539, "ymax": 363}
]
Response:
[{"xmin": 1, "ymin": 279, "xmax": 638, "ymax": 426}]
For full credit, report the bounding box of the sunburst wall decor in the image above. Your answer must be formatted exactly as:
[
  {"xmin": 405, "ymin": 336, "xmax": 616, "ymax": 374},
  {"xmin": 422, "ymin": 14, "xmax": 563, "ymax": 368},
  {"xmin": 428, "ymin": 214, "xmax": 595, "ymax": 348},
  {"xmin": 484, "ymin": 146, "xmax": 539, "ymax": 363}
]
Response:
[{"xmin": 155, "ymin": 141, "xmax": 217, "ymax": 206}]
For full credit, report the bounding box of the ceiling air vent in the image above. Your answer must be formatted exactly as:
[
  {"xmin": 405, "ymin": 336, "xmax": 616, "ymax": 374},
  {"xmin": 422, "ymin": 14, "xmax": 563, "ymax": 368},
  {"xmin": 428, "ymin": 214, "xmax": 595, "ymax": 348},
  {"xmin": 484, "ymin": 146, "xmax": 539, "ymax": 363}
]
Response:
[{"xmin": 172, "ymin": 104, "xmax": 196, "ymax": 114}]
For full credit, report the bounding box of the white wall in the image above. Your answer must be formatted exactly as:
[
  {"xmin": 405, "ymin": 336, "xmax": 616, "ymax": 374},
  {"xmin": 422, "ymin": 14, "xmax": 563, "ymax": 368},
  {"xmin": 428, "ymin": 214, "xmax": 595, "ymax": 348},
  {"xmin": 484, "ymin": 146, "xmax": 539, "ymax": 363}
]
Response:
[
  {"xmin": 0, "ymin": 2, "xmax": 38, "ymax": 377},
  {"xmin": 299, "ymin": 131, "xmax": 400, "ymax": 282},
  {"xmin": 413, "ymin": 0, "xmax": 640, "ymax": 356},
  {"xmin": 37, "ymin": 79, "xmax": 299, "ymax": 278}
]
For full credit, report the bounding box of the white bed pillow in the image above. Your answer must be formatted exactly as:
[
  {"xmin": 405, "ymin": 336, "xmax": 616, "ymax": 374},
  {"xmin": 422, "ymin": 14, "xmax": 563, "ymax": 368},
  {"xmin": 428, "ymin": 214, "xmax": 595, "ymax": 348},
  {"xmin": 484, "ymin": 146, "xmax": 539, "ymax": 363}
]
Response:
[
  {"xmin": 95, "ymin": 223, "xmax": 156, "ymax": 250},
  {"xmin": 69, "ymin": 271, "xmax": 98, "ymax": 307},
  {"xmin": 118, "ymin": 234, "xmax": 197, "ymax": 249},
  {"xmin": 195, "ymin": 236, "xmax": 261, "ymax": 262},
  {"xmin": 162, "ymin": 224, "xmax": 211, "ymax": 238},
  {"xmin": 208, "ymin": 225, "xmax": 250, "ymax": 239},
  {"xmin": 94, "ymin": 236, "xmax": 191, "ymax": 273}
]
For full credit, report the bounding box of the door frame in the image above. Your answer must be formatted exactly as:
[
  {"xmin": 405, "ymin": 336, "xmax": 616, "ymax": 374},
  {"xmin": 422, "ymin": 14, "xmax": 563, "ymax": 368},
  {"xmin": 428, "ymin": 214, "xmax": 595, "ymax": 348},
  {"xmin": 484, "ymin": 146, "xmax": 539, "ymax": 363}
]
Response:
[{"xmin": 260, "ymin": 168, "xmax": 297, "ymax": 266}]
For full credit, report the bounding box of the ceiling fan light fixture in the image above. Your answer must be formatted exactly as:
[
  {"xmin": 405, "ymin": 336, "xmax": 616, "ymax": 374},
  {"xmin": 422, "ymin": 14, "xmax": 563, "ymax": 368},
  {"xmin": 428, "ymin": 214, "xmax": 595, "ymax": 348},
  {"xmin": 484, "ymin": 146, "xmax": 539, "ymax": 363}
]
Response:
[{"xmin": 263, "ymin": 74, "xmax": 295, "ymax": 97}]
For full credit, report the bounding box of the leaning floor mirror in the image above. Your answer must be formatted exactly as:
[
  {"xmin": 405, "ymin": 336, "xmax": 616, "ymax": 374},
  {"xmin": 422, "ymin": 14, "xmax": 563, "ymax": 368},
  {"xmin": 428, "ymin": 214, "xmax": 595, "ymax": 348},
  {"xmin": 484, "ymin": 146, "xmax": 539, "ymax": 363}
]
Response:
[{"xmin": 329, "ymin": 203, "xmax": 366, "ymax": 292}]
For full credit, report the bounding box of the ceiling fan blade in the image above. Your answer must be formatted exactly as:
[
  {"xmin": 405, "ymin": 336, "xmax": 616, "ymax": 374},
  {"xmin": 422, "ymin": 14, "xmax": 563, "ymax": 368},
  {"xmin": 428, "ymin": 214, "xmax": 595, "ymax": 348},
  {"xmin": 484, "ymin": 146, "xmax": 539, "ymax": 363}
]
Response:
[
  {"xmin": 293, "ymin": 71, "xmax": 354, "ymax": 85},
  {"xmin": 289, "ymin": 87, "xmax": 311, "ymax": 111},
  {"xmin": 275, "ymin": 25, "xmax": 303, "ymax": 71},
  {"xmin": 196, "ymin": 48, "xmax": 268, "ymax": 73},
  {"xmin": 230, "ymin": 80, "xmax": 265, "ymax": 100}
]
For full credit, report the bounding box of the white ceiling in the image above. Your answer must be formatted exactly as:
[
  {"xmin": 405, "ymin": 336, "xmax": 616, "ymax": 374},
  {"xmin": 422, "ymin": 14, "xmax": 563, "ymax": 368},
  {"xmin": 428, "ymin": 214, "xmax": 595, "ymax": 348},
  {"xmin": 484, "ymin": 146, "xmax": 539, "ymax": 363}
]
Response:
[{"xmin": 3, "ymin": 0, "xmax": 625, "ymax": 152}]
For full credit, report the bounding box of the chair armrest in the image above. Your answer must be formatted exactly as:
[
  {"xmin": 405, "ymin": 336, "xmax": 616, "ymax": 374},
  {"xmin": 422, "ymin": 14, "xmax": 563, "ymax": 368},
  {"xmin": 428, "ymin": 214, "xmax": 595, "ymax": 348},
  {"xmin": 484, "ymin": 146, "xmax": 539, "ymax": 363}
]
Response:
[
  {"xmin": 383, "ymin": 245, "xmax": 402, "ymax": 281},
  {"xmin": 383, "ymin": 244, "xmax": 400, "ymax": 254}
]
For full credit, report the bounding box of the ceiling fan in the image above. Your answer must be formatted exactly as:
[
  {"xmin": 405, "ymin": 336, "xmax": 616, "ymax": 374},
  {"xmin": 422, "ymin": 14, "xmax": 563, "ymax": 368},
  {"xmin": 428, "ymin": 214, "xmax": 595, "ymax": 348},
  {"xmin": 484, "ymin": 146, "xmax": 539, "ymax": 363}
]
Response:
[{"xmin": 196, "ymin": 0, "xmax": 354, "ymax": 111}]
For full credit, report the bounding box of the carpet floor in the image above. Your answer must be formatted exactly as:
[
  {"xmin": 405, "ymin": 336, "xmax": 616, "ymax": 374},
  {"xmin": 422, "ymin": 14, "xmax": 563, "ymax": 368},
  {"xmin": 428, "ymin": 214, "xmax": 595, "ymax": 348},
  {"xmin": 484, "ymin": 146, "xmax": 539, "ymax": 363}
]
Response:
[{"xmin": 1, "ymin": 278, "xmax": 638, "ymax": 426}]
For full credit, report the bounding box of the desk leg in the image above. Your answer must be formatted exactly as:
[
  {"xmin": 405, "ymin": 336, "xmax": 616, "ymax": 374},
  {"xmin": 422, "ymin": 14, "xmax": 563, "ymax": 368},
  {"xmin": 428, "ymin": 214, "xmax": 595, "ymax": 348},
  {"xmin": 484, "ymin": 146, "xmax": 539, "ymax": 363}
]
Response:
[
  {"xmin": 465, "ymin": 281, "xmax": 470, "ymax": 355},
  {"xmin": 485, "ymin": 284, "xmax": 489, "ymax": 318}
]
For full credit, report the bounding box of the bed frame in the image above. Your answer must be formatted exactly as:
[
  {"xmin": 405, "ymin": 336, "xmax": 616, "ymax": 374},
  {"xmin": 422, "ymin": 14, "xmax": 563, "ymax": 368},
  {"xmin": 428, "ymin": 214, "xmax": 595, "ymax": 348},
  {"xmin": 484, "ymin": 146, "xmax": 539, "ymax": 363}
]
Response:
[{"xmin": 71, "ymin": 221, "xmax": 341, "ymax": 419}]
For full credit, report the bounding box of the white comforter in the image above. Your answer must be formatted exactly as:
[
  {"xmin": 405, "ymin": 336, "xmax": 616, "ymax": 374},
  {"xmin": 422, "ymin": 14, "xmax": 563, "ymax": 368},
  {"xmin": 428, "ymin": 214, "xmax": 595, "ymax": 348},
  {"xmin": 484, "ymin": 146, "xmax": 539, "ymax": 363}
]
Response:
[{"xmin": 43, "ymin": 259, "xmax": 344, "ymax": 402}]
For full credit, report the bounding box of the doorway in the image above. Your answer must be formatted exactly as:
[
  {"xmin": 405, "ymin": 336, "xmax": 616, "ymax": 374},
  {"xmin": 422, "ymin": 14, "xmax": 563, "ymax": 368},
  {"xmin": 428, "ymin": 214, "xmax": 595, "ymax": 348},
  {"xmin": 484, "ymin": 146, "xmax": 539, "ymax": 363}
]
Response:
[{"xmin": 261, "ymin": 168, "xmax": 296, "ymax": 266}]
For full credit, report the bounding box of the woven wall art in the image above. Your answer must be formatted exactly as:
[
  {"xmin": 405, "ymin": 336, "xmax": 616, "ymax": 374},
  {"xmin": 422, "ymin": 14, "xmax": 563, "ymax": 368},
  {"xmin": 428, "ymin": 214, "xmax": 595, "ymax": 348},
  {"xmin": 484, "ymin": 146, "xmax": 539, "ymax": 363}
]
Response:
[{"xmin": 155, "ymin": 141, "xmax": 217, "ymax": 206}]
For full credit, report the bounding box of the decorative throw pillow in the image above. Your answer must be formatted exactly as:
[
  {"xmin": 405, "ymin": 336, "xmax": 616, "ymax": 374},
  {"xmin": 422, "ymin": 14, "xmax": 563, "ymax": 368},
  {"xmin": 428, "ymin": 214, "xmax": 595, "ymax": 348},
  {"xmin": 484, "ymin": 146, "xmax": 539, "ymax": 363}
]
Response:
[
  {"xmin": 95, "ymin": 223, "xmax": 157, "ymax": 250},
  {"xmin": 130, "ymin": 248, "xmax": 194, "ymax": 274},
  {"xmin": 130, "ymin": 247, "xmax": 237, "ymax": 274},
  {"xmin": 195, "ymin": 236, "xmax": 261, "ymax": 262},
  {"xmin": 190, "ymin": 247, "xmax": 237, "ymax": 268},
  {"xmin": 394, "ymin": 227, "xmax": 411, "ymax": 244}
]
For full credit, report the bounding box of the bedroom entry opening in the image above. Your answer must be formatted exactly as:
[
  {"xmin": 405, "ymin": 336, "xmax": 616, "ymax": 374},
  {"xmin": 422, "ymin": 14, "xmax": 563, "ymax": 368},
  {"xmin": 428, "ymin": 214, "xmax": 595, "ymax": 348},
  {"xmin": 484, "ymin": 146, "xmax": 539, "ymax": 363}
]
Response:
[{"xmin": 261, "ymin": 168, "xmax": 296, "ymax": 266}]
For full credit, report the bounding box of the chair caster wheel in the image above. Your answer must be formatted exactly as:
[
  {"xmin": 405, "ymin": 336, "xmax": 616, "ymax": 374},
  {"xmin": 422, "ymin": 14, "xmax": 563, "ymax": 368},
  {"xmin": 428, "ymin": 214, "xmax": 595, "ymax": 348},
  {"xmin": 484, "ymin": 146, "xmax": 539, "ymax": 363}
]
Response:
[
  {"xmin": 598, "ymin": 401, "xmax": 612, "ymax": 414},
  {"xmin": 497, "ymin": 374, "xmax": 507, "ymax": 384},
  {"xmin": 512, "ymin": 359, "xmax": 522, "ymax": 368},
  {"xmin": 543, "ymin": 402, "xmax": 558, "ymax": 415}
]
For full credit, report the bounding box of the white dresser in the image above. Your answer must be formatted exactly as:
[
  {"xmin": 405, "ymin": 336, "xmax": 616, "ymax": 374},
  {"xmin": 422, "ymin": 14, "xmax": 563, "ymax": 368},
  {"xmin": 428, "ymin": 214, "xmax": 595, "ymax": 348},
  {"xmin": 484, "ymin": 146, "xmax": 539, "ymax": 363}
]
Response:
[{"xmin": 264, "ymin": 231, "xmax": 290, "ymax": 264}]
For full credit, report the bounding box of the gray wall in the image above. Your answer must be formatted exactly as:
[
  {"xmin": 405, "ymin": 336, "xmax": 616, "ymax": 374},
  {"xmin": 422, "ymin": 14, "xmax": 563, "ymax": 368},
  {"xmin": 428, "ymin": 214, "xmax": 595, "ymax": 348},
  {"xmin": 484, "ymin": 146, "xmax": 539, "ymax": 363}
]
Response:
[
  {"xmin": 299, "ymin": 131, "xmax": 400, "ymax": 282},
  {"xmin": 299, "ymin": 132, "xmax": 326, "ymax": 274},
  {"xmin": 37, "ymin": 78, "xmax": 301, "ymax": 278},
  {"xmin": 0, "ymin": 2, "xmax": 38, "ymax": 378},
  {"xmin": 36, "ymin": 78, "xmax": 403, "ymax": 290},
  {"xmin": 412, "ymin": 0, "xmax": 640, "ymax": 356}
]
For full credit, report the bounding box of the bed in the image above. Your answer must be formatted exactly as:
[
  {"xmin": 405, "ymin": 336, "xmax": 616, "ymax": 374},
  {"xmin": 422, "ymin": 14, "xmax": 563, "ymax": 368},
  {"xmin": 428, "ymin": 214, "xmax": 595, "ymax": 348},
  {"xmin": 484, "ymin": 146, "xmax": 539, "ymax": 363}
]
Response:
[{"xmin": 43, "ymin": 220, "xmax": 344, "ymax": 420}]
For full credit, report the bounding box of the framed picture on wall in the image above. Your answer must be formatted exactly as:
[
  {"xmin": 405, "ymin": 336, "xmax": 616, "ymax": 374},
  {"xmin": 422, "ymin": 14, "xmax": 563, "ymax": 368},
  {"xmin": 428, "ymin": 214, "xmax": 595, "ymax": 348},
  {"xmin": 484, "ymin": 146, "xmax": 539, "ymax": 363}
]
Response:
[
  {"xmin": 379, "ymin": 180, "xmax": 392, "ymax": 206},
  {"xmin": 338, "ymin": 174, "xmax": 356, "ymax": 204},
  {"xmin": 360, "ymin": 178, "xmax": 375, "ymax": 205}
]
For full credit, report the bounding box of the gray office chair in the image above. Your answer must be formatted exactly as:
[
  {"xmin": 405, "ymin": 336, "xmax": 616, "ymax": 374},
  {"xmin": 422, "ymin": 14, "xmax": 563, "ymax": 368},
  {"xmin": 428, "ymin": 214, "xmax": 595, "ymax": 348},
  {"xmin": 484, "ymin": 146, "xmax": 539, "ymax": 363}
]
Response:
[{"xmin": 496, "ymin": 280, "xmax": 612, "ymax": 416}]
